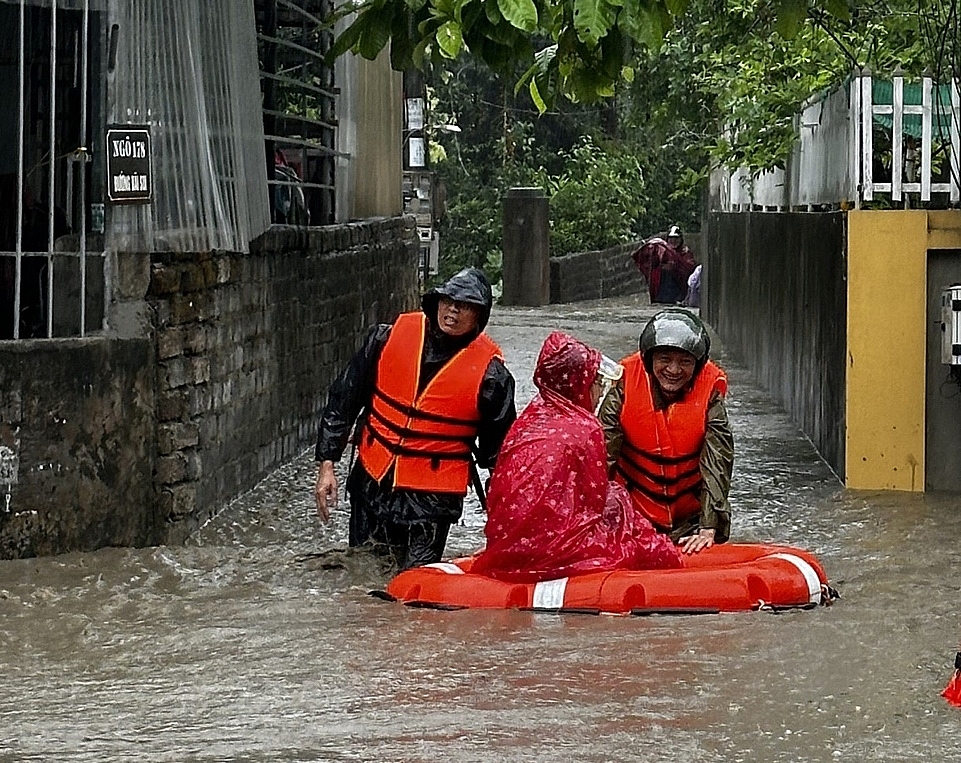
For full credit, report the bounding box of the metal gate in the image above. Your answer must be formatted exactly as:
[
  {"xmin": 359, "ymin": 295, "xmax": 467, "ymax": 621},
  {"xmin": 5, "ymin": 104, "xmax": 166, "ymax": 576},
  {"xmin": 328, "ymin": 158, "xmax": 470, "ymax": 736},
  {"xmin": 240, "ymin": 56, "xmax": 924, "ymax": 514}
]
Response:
[{"xmin": 1, "ymin": 0, "xmax": 104, "ymax": 340}]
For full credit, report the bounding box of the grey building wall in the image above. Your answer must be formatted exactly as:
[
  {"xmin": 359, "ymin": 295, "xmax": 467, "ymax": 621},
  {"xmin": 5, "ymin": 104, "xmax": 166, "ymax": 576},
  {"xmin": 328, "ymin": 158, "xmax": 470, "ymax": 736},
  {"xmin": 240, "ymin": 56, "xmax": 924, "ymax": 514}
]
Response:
[
  {"xmin": 0, "ymin": 217, "xmax": 419, "ymax": 558},
  {"xmin": 703, "ymin": 211, "xmax": 847, "ymax": 478}
]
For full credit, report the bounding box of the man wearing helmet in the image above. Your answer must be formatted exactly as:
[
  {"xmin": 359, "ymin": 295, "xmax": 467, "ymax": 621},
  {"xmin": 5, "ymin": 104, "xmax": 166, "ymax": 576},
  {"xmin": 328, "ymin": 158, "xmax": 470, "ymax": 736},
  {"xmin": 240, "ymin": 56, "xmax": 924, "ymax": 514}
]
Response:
[
  {"xmin": 313, "ymin": 268, "xmax": 517, "ymax": 570},
  {"xmin": 599, "ymin": 308, "xmax": 734, "ymax": 554}
]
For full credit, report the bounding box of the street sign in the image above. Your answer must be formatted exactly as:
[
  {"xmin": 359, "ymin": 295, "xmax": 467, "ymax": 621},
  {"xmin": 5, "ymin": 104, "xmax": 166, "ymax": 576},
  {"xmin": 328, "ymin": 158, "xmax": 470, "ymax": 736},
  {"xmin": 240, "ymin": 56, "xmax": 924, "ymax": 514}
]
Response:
[{"xmin": 106, "ymin": 125, "xmax": 152, "ymax": 204}]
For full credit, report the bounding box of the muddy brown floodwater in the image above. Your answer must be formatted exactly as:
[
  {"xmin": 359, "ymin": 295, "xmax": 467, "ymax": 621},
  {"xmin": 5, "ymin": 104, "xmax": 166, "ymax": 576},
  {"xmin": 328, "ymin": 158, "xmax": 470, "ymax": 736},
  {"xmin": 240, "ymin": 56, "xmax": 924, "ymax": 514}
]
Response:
[{"xmin": 2, "ymin": 295, "xmax": 961, "ymax": 762}]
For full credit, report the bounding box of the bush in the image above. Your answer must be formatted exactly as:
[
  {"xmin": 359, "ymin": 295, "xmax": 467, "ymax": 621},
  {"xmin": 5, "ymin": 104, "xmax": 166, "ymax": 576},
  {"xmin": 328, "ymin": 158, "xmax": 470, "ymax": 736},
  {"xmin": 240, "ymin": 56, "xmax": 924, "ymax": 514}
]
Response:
[{"xmin": 545, "ymin": 136, "xmax": 646, "ymax": 256}]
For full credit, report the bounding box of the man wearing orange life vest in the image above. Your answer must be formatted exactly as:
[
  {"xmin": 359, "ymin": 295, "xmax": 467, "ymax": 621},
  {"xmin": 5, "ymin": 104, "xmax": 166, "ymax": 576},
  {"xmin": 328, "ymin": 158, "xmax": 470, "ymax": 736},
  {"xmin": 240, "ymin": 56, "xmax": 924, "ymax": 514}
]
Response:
[
  {"xmin": 599, "ymin": 308, "xmax": 734, "ymax": 555},
  {"xmin": 313, "ymin": 268, "xmax": 516, "ymax": 570}
]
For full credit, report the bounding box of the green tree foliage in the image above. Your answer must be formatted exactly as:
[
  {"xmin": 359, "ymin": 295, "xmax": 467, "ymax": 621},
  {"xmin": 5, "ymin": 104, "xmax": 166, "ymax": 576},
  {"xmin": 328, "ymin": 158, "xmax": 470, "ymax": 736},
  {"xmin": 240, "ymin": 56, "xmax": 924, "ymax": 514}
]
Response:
[
  {"xmin": 404, "ymin": 1, "xmax": 958, "ymax": 279},
  {"xmin": 329, "ymin": 0, "xmax": 852, "ymax": 107},
  {"xmin": 428, "ymin": 60, "xmax": 696, "ymax": 285},
  {"xmin": 545, "ymin": 136, "xmax": 648, "ymax": 254},
  {"xmin": 641, "ymin": 0, "xmax": 958, "ymax": 176}
]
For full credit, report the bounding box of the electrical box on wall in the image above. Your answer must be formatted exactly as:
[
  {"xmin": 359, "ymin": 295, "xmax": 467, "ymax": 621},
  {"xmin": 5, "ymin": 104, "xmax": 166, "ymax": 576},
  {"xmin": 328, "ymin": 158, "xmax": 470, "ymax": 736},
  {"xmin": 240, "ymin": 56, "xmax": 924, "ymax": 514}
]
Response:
[{"xmin": 941, "ymin": 284, "xmax": 961, "ymax": 365}]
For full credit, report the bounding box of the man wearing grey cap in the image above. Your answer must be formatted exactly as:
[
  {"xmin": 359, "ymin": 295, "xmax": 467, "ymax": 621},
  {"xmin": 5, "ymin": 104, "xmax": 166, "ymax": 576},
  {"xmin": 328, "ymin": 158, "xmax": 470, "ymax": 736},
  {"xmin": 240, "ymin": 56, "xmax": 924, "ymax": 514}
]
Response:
[{"xmin": 599, "ymin": 308, "xmax": 734, "ymax": 554}]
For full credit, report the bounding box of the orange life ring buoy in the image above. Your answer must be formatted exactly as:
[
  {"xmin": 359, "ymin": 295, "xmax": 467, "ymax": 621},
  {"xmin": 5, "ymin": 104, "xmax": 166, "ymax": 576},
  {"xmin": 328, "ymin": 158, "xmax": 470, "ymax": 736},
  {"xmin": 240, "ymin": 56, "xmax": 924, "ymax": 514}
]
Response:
[{"xmin": 383, "ymin": 543, "xmax": 833, "ymax": 614}]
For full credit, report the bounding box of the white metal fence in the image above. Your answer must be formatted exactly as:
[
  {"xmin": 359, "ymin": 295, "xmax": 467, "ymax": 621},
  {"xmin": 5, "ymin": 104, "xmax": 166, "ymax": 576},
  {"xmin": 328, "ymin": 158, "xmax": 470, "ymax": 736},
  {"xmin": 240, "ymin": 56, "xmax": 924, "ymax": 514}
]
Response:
[{"xmin": 711, "ymin": 70, "xmax": 961, "ymax": 211}]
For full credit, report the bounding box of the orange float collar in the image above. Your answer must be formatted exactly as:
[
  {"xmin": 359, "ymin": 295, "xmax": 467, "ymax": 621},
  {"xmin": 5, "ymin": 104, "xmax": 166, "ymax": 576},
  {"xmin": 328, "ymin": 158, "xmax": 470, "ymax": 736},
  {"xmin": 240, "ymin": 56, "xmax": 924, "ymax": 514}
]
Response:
[
  {"xmin": 614, "ymin": 353, "xmax": 727, "ymax": 531},
  {"xmin": 358, "ymin": 312, "xmax": 502, "ymax": 494},
  {"xmin": 383, "ymin": 542, "xmax": 832, "ymax": 613}
]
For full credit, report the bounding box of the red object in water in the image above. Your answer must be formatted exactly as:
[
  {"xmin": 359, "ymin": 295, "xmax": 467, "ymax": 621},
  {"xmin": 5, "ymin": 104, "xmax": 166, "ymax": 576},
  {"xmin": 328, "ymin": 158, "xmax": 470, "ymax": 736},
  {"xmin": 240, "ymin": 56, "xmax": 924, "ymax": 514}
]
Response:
[
  {"xmin": 385, "ymin": 542, "xmax": 831, "ymax": 613},
  {"xmin": 942, "ymin": 670, "xmax": 961, "ymax": 707}
]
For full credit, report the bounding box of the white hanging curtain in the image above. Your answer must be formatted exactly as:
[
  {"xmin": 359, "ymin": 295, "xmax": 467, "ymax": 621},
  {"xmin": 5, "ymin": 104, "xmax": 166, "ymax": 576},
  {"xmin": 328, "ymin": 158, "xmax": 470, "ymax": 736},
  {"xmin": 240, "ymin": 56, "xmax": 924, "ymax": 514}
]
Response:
[{"xmin": 105, "ymin": 0, "xmax": 270, "ymax": 253}]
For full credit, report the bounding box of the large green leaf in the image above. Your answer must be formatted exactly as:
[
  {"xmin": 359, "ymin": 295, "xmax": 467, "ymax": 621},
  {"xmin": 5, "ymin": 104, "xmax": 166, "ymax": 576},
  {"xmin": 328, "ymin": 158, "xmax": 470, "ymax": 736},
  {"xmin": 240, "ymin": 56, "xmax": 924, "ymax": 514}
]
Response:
[
  {"xmin": 328, "ymin": 16, "xmax": 366, "ymax": 60},
  {"xmin": 774, "ymin": 0, "xmax": 808, "ymax": 40},
  {"xmin": 496, "ymin": 0, "xmax": 538, "ymax": 33},
  {"xmin": 573, "ymin": 0, "xmax": 618, "ymax": 47},
  {"xmin": 436, "ymin": 20, "xmax": 464, "ymax": 57},
  {"xmin": 618, "ymin": 0, "xmax": 669, "ymax": 50},
  {"xmin": 357, "ymin": 8, "xmax": 395, "ymax": 59}
]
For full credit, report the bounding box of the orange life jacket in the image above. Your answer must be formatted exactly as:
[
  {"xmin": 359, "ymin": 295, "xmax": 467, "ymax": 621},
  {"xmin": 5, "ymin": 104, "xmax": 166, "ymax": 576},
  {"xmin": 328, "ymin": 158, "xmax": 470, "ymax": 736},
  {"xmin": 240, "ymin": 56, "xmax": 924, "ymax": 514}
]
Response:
[
  {"xmin": 613, "ymin": 353, "xmax": 727, "ymax": 531},
  {"xmin": 358, "ymin": 311, "xmax": 502, "ymax": 494}
]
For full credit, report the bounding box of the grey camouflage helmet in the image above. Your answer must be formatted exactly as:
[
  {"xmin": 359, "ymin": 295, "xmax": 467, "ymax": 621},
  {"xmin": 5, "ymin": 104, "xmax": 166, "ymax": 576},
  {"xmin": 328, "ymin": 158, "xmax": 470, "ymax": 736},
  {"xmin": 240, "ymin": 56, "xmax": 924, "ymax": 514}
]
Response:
[{"xmin": 639, "ymin": 308, "xmax": 710, "ymax": 369}]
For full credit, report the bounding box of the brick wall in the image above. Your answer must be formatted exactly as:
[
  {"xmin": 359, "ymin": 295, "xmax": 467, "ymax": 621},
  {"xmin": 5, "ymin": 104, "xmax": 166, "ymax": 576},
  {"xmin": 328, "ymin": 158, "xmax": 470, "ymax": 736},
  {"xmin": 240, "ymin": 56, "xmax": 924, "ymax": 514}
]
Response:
[
  {"xmin": 149, "ymin": 218, "xmax": 419, "ymax": 542},
  {"xmin": 549, "ymin": 241, "xmax": 645, "ymax": 303},
  {"xmin": 0, "ymin": 339, "xmax": 160, "ymax": 557},
  {"xmin": 0, "ymin": 216, "xmax": 418, "ymax": 557}
]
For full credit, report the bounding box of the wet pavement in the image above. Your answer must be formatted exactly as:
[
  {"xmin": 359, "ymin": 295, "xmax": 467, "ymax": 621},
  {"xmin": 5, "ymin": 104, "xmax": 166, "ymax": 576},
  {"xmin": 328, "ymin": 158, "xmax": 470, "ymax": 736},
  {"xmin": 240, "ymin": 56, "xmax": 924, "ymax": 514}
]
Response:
[{"xmin": 2, "ymin": 293, "xmax": 961, "ymax": 762}]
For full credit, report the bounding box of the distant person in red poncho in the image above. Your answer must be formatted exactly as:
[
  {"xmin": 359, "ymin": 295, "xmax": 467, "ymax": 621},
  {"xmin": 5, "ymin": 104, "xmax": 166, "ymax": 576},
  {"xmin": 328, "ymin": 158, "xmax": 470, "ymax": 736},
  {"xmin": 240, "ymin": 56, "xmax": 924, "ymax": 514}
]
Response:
[
  {"xmin": 470, "ymin": 331, "xmax": 682, "ymax": 582},
  {"xmin": 632, "ymin": 225, "xmax": 697, "ymax": 305}
]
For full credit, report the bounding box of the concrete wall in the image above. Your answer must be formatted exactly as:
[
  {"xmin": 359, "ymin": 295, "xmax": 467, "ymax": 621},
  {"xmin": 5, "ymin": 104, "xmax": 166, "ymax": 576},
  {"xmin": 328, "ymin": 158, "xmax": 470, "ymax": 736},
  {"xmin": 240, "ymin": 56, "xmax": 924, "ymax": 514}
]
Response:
[
  {"xmin": 335, "ymin": 50, "xmax": 403, "ymax": 221},
  {"xmin": 704, "ymin": 212, "xmax": 847, "ymax": 478},
  {"xmin": 846, "ymin": 209, "xmax": 961, "ymax": 491},
  {"xmin": 0, "ymin": 339, "xmax": 161, "ymax": 557},
  {"xmin": 0, "ymin": 217, "xmax": 419, "ymax": 557},
  {"xmin": 550, "ymin": 241, "xmax": 645, "ymax": 304}
]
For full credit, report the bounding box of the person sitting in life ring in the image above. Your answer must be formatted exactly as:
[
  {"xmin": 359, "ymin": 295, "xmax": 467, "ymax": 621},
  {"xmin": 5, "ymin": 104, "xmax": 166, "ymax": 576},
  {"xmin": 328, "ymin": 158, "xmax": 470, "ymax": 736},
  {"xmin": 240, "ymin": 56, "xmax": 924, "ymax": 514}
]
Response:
[
  {"xmin": 599, "ymin": 309, "xmax": 734, "ymax": 554},
  {"xmin": 470, "ymin": 331, "xmax": 682, "ymax": 583}
]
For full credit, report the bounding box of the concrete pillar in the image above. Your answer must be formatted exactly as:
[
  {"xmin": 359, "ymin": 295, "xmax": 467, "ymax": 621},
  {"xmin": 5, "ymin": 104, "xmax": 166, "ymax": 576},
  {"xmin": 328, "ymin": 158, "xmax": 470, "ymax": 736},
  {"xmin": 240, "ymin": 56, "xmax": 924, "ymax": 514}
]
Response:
[{"xmin": 501, "ymin": 187, "xmax": 549, "ymax": 306}]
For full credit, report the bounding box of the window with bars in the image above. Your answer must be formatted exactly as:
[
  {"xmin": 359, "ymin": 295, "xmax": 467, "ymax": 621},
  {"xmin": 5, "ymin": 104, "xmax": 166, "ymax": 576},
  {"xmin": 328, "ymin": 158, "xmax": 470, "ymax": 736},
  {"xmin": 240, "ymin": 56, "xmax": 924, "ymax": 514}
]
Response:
[
  {"xmin": 1, "ymin": 0, "xmax": 339, "ymax": 341},
  {"xmin": 256, "ymin": 0, "xmax": 337, "ymax": 227},
  {"xmin": 0, "ymin": 0, "xmax": 104, "ymax": 340}
]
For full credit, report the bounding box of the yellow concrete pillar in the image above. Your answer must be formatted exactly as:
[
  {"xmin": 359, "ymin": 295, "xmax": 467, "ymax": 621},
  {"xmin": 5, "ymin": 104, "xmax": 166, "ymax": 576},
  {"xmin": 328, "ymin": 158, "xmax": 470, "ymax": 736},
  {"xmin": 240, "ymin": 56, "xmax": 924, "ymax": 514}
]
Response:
[{"xmin": 846, "ymin": 210, "xmax": 927, "ymax": 490}]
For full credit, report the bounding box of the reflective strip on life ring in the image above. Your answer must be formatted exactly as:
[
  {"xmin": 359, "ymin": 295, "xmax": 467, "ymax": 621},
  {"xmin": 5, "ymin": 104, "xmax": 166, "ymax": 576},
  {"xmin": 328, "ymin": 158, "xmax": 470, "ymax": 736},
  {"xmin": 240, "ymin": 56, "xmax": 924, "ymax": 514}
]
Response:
[
  {"xmin": 425, "ymin": 563, "xmax": 466, "ymax": 575},
  {"xmin": 768, "ymin": 553, "xmax": 822, "ymax": 604},
  {"xmin": 532, "ymin": 578, "xmax": 568, "ymax": 609}
]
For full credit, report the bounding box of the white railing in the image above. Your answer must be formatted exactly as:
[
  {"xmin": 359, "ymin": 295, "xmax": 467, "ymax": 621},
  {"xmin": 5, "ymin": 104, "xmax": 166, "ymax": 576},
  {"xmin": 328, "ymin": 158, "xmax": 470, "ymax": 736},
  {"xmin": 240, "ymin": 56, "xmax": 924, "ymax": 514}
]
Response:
[
  {"xmin": 860, "ymin": 71, "xmax": 960, "ymax": 203},
  {"xmin": 711, "ymin": 70, "xmax": 961, "ymax": 211}
]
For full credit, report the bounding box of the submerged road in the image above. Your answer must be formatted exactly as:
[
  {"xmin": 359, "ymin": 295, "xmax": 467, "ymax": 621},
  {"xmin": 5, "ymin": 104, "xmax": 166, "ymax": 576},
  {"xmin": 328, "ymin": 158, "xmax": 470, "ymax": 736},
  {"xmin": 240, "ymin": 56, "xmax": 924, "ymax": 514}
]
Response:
[{"xmin": 2, "ymin": 293, "xmax": 961, "ymax": 762}]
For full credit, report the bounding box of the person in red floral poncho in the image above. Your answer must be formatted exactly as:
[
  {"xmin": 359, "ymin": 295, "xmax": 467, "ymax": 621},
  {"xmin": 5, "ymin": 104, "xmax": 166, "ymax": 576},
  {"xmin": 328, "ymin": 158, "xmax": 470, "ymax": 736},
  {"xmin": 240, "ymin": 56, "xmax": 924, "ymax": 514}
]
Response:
[{"xmin": 470, "ymin": 331, "xmax": 682, "ymax": 582}]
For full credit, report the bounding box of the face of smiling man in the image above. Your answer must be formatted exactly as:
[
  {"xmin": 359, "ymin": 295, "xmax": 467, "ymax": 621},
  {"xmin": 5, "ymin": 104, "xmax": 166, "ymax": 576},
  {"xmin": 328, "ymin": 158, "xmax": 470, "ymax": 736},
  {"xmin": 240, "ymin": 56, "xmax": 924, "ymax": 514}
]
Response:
[
  {"xmin": 436, "ymin": 296, "xmax": 480, "ymax": 338},
  {"xmin": 650, "ymin": 347, "xmax": 697, "ymax": 399}
]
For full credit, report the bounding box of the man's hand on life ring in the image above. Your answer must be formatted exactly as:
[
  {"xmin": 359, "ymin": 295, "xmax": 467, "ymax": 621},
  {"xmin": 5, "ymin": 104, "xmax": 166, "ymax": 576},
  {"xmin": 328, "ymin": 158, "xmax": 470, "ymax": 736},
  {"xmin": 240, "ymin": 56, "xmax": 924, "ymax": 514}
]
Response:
[
  {"xmin": 314, "ymin": 461, "xmax": 337, "ymax": 523},
  {"xmin": 679, "ymin": 527, "xmax": 715, "ymax": 555}
]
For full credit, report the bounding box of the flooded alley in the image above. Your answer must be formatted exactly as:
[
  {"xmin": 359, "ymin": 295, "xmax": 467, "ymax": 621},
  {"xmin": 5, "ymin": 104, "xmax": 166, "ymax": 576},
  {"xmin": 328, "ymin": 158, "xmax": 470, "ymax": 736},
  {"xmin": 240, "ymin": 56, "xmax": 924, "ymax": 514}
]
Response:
[{"xmin": 2, "ymin": 294, "xmax": 961, "ymax": 762}]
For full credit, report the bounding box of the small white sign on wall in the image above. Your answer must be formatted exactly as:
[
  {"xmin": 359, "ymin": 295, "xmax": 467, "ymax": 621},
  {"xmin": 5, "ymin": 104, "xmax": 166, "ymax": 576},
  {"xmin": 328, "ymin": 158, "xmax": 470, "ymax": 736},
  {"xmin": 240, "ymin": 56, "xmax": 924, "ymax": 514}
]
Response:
[
  {"xmin": 0, "ymin": 444, "xmax": 18, "ymax": 486},
  {"xmin": 408, "ymin": 137, "xmax": 426, "ymax": 168}
]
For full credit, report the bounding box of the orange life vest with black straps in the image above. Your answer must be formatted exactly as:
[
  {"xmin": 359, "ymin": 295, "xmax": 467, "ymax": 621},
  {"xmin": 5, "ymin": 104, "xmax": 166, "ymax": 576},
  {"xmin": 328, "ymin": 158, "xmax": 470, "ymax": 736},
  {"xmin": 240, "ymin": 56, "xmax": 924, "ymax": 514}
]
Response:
[
  {"xmin": 613, "ymin": 353, "xmax": 727, "ymax": 531},
  {"xmin": 358, "ymin": 311, "xmax": 502, "ymax": 494}
]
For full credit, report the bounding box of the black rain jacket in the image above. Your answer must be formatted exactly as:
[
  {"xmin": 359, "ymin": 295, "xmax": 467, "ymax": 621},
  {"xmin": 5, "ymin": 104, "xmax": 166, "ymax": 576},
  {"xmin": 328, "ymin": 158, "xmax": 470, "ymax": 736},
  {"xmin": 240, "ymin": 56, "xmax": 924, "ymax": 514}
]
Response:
[{"xmin": 315, "ymin": 268, "xmax": 517, "ymax": 524}]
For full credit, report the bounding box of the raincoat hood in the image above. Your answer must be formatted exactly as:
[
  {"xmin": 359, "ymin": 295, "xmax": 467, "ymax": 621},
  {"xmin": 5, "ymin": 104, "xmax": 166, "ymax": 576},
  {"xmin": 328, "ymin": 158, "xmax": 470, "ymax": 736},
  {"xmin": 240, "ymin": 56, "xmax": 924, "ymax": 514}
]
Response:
[
  {"xmin": 422, "ymin": 268, "xmax": 494, "ymax": 333},
  {"xmin": 534, "ymin": 331, "xmax": 601, "ymax": 411},
  {"xmin": 470, "ymin": 331, "xmax": 683, "ymax": 583}
]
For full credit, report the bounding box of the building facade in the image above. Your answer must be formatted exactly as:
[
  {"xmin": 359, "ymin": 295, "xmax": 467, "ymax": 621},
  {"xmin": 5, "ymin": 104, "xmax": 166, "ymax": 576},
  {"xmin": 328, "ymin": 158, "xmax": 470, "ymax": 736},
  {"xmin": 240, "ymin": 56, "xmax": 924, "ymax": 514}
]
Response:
[{"xmin": 0, "ymin": 0, "xmax": 418, "ymax": 558}]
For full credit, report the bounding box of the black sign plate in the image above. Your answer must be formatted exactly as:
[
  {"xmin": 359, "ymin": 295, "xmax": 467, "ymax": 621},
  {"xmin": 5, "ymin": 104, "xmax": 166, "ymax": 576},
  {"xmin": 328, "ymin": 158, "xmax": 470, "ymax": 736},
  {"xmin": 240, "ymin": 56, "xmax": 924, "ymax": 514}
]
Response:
[{"xmin": 106, "ymin": 125, "xmax": 152, "ymax": 204}]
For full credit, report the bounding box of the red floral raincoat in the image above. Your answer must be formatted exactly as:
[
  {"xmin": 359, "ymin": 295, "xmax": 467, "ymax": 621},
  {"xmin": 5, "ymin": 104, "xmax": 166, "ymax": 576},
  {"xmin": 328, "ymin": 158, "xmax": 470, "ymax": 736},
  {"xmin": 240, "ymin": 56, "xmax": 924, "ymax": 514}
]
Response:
[{"xmin": 471, "ymin": 331, "xmax": 682, "ymax": 582}]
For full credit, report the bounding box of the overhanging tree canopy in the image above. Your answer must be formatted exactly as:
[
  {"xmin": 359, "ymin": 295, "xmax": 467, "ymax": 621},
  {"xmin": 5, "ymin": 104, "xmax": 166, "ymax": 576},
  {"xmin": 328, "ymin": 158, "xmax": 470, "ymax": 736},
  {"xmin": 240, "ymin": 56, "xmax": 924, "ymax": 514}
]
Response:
[{"xmin": 329, "ymin": 0, "xmax": 852, "ymax": 107}]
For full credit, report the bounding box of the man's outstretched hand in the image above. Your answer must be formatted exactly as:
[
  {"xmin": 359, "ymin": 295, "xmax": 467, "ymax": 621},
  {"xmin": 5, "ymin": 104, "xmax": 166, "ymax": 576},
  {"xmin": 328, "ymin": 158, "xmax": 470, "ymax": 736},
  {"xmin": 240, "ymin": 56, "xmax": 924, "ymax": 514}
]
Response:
[{"xmin": 314, "ymin": 460, "xmax": 337, "ymax": 523}]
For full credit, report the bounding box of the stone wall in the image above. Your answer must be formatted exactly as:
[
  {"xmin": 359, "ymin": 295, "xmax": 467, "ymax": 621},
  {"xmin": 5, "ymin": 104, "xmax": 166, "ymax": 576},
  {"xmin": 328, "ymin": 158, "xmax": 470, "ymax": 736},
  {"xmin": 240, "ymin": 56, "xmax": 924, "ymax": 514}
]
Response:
[
  {"xmin": 549, "ymin": 241, "xmax": 645, "ymax": 303},
  {"xmin": 0, "ymin": 216, "xmax": 419, "ymax": 557},
  {"xmin": 0, "ymin": 339, "xmax": 161, "ymax": 557},
  {"xmin": 703, "ymin": 211, "xmax": 847, "ymax": 477},
  {"xmin": 149, "ymin": 218, "xmax": 419, "ymax": 542}
]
